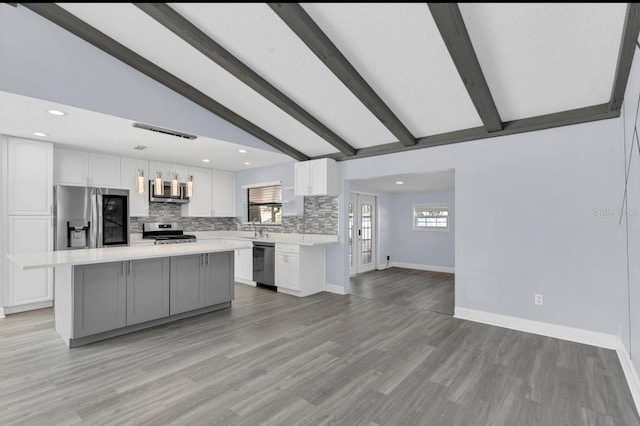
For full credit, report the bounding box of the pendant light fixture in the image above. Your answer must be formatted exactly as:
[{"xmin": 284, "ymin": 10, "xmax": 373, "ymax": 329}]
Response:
[
  {"xmin": 170, "ymin": 172, "xmax": 179, "ymax": 197},
  {"xmin": 154, "ymin": 171, "xmax": 163, "ymax": 196},
  {"xmin": 136, "ymin": 168, "xmax": 145, "ymax": 194},
  {"xmin": 186, "ymin": 175, "xmax": 193, "ymax": 198}
]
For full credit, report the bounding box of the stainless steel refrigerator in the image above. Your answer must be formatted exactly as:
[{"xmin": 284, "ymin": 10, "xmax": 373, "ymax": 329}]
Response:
[{"xmin": 54, "ymin": 185, "xmax": 130, "ymax": 251}]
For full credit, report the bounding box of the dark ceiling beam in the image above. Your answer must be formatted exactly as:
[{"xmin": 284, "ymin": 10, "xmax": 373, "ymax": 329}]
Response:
[
  {"xmin": 20, "ymin": 3, "xmax": 309, "ymax": 162},
  {"xmin": 268, "ymin": 3, "xmax": 417, "ymax": 147},
  {"xmin": 428, "ymin": 3, "xmax": 503, "ymax": 132},
  {"xmin": 609, "ymin": 3, "xmax": 640, "ymax": 112},
  {"xmin": 135, "ymin": 3, "xmax": 356, "ymax": 157},
  {"xmin": 319, "ymin": 103, "xmax": 618, "ymax": 161}
]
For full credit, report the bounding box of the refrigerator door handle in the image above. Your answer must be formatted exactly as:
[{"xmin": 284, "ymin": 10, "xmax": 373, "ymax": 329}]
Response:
[
  {"xmin": 90, "ymin": 191, "xmax": 99, "ymax": 249},
  {"xmin": 96, "ymin": 193, "xmax": 104, "ymax": 248}
]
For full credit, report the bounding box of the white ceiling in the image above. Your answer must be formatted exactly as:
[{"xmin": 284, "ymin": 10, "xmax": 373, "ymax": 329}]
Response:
[
  {"xmin": 352, "ymin": 169, "xmax": 455, "ymax": 194},
  {"xmin": 0, "ymin": 3, "xmax": 631, "ymax": 161},
  {"xmin": 0, "ymin": 91, "xmax": 291, "ymax": 171}
]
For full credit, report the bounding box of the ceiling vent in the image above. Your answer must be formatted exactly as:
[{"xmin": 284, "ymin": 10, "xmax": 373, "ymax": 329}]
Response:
[{"xmin": 132, "ymin": 122, "xmax": 197, "ymax": 140}]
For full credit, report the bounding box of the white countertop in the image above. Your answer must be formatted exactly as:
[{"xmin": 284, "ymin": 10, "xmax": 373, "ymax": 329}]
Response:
[
  {"xmin": 7, "ymin": 242, "xmax": 238, "ymax": 270},
  {"xmin": 130, "ymin": 231, "xmax": 338, "ymax": 246}
]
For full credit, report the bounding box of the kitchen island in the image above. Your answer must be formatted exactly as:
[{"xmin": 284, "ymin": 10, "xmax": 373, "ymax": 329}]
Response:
[{"xmin": 8, "ymin": 242, "xmax": 237, "ymax": 348}]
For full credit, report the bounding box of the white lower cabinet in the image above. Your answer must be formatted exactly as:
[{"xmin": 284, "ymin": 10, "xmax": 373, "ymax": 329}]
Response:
[
  {"xmin": 275, "ymin": 243, "xmax": 325, "ymax": 297},
  {"xmin": 7, "ymin": 216, "xmax": 53, "ymax": 308},
  {"xmin": 235, "ymin": 247, "xmax": 253, "ymax": 284}
]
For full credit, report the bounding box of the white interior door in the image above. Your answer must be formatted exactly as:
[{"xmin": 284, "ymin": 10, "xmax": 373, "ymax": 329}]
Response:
[{"xmin": 349, "ymin": 193, "xmax": 376, "ymax": 275}]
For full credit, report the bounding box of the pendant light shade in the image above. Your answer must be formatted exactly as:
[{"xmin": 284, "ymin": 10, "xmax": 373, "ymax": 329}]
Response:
[
  {"xmin": 186, "ymin": 175, "xmax": 193, "ymax": 198},
  {"xmin": 136, "ymin": 168, "xmax": 145, "ymax": 194},
  {"xmin": 170, "ymin": 172, "xmax": 179, "ymax": 197},
  {"xmin": 154, "ymin": 171, "xmax": 163, "ymax": 196}
]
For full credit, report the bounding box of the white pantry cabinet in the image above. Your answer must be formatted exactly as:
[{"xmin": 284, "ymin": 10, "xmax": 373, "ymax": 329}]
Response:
[
  {"xmin": 182, "ymin": 166, "xmax": 213, "ymax": 217},
  {"xmin": 120, "ymin": 157, "xmax": 149, "ymax": 217},
  {"xmin": 294, "ymin": 158, "xmax": 338, "ymax": 196},
  {"xmin": 8, "ymin": 138, "xmax": 53, "ymax": 216},
  {"xmin": 211, "ymin": 171, "xmax": 235, "ymax": 217},
  {"xmin": 7, "ymin": 216, "xmax": 53, "ymax": 307},
  {"xmin": 274, "ymin": 243, "xmax": 325, "ymax": 297}
]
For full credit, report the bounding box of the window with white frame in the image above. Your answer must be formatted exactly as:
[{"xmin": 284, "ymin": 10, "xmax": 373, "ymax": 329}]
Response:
[{"xmin": 412, "ymin": 204, "xmax": 449, "ymax": 231}]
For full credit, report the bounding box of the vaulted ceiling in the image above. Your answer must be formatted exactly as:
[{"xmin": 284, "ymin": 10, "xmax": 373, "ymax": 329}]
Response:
[{"xmin": 13, "ymin": 3, "xmax": 640, "ymax": 162}]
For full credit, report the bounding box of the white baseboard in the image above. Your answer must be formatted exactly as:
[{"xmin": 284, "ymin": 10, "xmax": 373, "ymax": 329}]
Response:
[
  {"xmin": 325, "ymin": 283, "xmax": 346, "ymax": 295},
  {"xmin": 0, "ymin": 307, "xmax": 5, "ymax": 319},
  {"xmin": 616, "ymin": 342, "xmax": 640, "ymax": 415},
  {"xmin": 391, "ymin": 262, "xmax": 455, "ymax": 274},
  {"xmin": 455, "ymin": 307, "xmax": 640, "ymax": 415},
  {"xmin": 3, "ymin": 300, "xmax": 53, "ymax": 315},
  {"xmin": 454, "ymin": 307, "xmax": 619, "ymax": 349},
  {"xmin": 235, "ymin": 278, "xmax": 256, "ymax": 286}
]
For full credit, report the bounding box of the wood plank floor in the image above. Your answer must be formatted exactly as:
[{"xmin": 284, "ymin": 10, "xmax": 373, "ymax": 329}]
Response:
[
  {"xmin": 350, "ymin": 267, "xmax": 455, "ymax": 315},
  {"xmin": 0, "ymin": 279, "xmax": 638, "ymax": 425}
]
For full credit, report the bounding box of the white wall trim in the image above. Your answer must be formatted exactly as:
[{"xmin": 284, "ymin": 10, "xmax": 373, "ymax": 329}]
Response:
[
  {"xmin": 3, "ymin": 300, "xmax": 53, "ymax": 315},
  {"xmin": 391, "ymin": 262, "xmax": 455, "ymax": 274},
  {"xmin": 235, "ymin": 278, "xmax": 256, "ymax": 286},
  {"xmin": 454, "ymin": 307, "xmax": 640, "ymax": 415},
  {"xmin": 616, "ymin": 342, "xmax": 640, "ymax": 414},
  {"xmin": 0, "ymin": 307, "xmax": 5, "ymax": 319},
  {"xmin": 325, "ymin": 283, "xmax": 347, "ymax": 295},
  {"xmin": 454, "ymin": 307, "xmax": 619, "ymax": 348}
]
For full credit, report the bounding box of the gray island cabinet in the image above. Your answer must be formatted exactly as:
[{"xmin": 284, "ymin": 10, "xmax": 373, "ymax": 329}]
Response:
[{"xmin": 4, "ymin": 243, "xmax": 240, "ymax": 348}]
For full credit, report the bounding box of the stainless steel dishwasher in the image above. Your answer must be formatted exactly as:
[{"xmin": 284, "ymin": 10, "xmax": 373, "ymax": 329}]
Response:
[{"xmin": 253, "ymin": 241, "xmax": 276, "ymax": 290}]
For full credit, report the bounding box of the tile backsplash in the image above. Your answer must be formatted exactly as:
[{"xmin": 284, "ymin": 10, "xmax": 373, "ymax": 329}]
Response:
[{"xmin": 130, "ymin": 195, "xmax": 339, "ymax": 235}]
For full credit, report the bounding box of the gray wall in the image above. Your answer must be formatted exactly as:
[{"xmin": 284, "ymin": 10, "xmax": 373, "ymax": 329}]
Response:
[
  {"xmin": 390, "ymin": 191, "xmax": 454, "ymax": 268},
  {"xmin": 0, "ymin": 5, "xmax": 278, "ymax": 153},
  {"xmin": 334, "ymin": 117, "xmax": 628, "ymax": 338}
]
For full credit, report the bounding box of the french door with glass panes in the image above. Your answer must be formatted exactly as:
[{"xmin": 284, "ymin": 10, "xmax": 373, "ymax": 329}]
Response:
[{"xmin": 349, "ymin": 193, "xmax": 376, "ymax": 275}]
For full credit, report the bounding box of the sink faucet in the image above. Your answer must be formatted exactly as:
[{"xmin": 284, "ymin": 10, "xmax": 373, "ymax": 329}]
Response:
[{"xmin": 252, "ymin": 218, "xmax": 262, "ymax": 238}]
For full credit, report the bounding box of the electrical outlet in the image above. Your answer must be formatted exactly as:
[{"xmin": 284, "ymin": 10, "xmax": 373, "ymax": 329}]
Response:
[
  {"xmin": 386, "ymin": 255, "xmax": 390, "ymax": 261},
  {"xmin": 534, "ymin": 294, "xmax": 543, "ymax": 305}
]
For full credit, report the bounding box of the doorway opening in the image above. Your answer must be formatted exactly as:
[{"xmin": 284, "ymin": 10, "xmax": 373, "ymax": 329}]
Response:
[{"xmin": 349, "ymin": 193, "xmax": 376, "ymax": 276}]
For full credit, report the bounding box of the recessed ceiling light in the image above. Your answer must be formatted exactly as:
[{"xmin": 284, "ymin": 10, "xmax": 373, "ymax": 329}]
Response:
[
  {"xmin": 395, "ymin": 181, "xmax": 404, "ymax": 185},
  {"xmin": 238, "ymin": 149, "xmax": 248, "ymax": 153},
  {"xmin": 202, "ymin": 159, "xmax": 210, "ymax": 163},
  {"xmin": 244, "ymin": 162, "xmax": 251, "ymax": 166},
  {"xmin": 33, "ymin": 132, "xmax": 48, "ymax": 137},
  {"xmin": 47, "ymin": 110, "xmax": 67, "ymax": 116}
]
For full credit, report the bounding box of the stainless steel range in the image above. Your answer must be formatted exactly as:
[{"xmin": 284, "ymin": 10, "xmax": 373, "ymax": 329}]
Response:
[{"xmin": 142, "ymin": 223, "xmax": 197, "ymax": 245}]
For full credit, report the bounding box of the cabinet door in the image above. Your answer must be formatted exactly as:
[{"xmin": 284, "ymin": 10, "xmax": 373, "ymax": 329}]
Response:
[
  {"xmin": 7, "ymin": 216, "xmax": 53, "ymax": 306},
  {"xmin": 205, "ymin": 252, "xmax": 234, "ymax": 306},
  {"xmin": 287, "ymin": 253, "xmax": 300, "ymax": 290},
  {"xmin": 120, "ymin": 157, "xmax": 149, "ymax": 217},
  {"xmin": 182, "ymin": 166, "xmax": 212, "ymax": 217},
  {"xmin": 73, "ymin": 262, "xmax": 127, "ymax": 338},
  {"xmin": 274, "ymin": 252, "xmax": 289, "ymax": 288},
  {"xmin": 89, "ymin": 153, "xmax": 121, "ymax": 188},
  {"xmin": 126, "ymin": 258, "xmax": 170, "ymax": 326},
  {"xmin": 8, "ymin": 138, "xmax": 53, "ymax": 215},
  {"xmin": 294, "ymin": 162, "xmax": 310, "ymax": 196},
  {"xmin": 54, "ymin": 148, "xmax": 88, "ymax": 187},
  {"xmin": 211, "ymin": 171, "xmax": 235, "ymax": 217},
  {"xmin": 308, "ymin": 160, "xmax": 327, "ymax": 195},
  {"xmin": 170, "ymin": 254, "xmax": 205, "ymax": 315},
  {"xmin": 235, "ymin": 247, "xmax": 253, "ymax": 282}
]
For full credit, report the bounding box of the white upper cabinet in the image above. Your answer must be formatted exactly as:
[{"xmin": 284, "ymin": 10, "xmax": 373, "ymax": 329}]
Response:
[
  {"xmin": 54, "ymin": 150, "xmax": 121, "ymax": 188},
  {"xmin": 54, "ymin": 149, "xmax": 89, "ymax": 186},
  {"xmin": 148, "ymin": 161, "xmax": 189, "ymax": 184},
  {"xmin": 294, "ymin": 158, "xmax": 338, "ymax": 196},
  {"xmin": 211, "ymin": 171, "xmax": 235, "ymax": 217},
  {"xmin": 120, "ymin": 157, "xmax": 149, "ymax": 217},
  {"xmin": 181, "ymin": 166, "xmax": 212, "ymax": 217},
  {"xmin": 8, "ymin": 138, "xmax": 53, "ymax": 216},
  {"xmin": 89, "ymin": 153, "xmax": 121, "ymax": 188}
]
